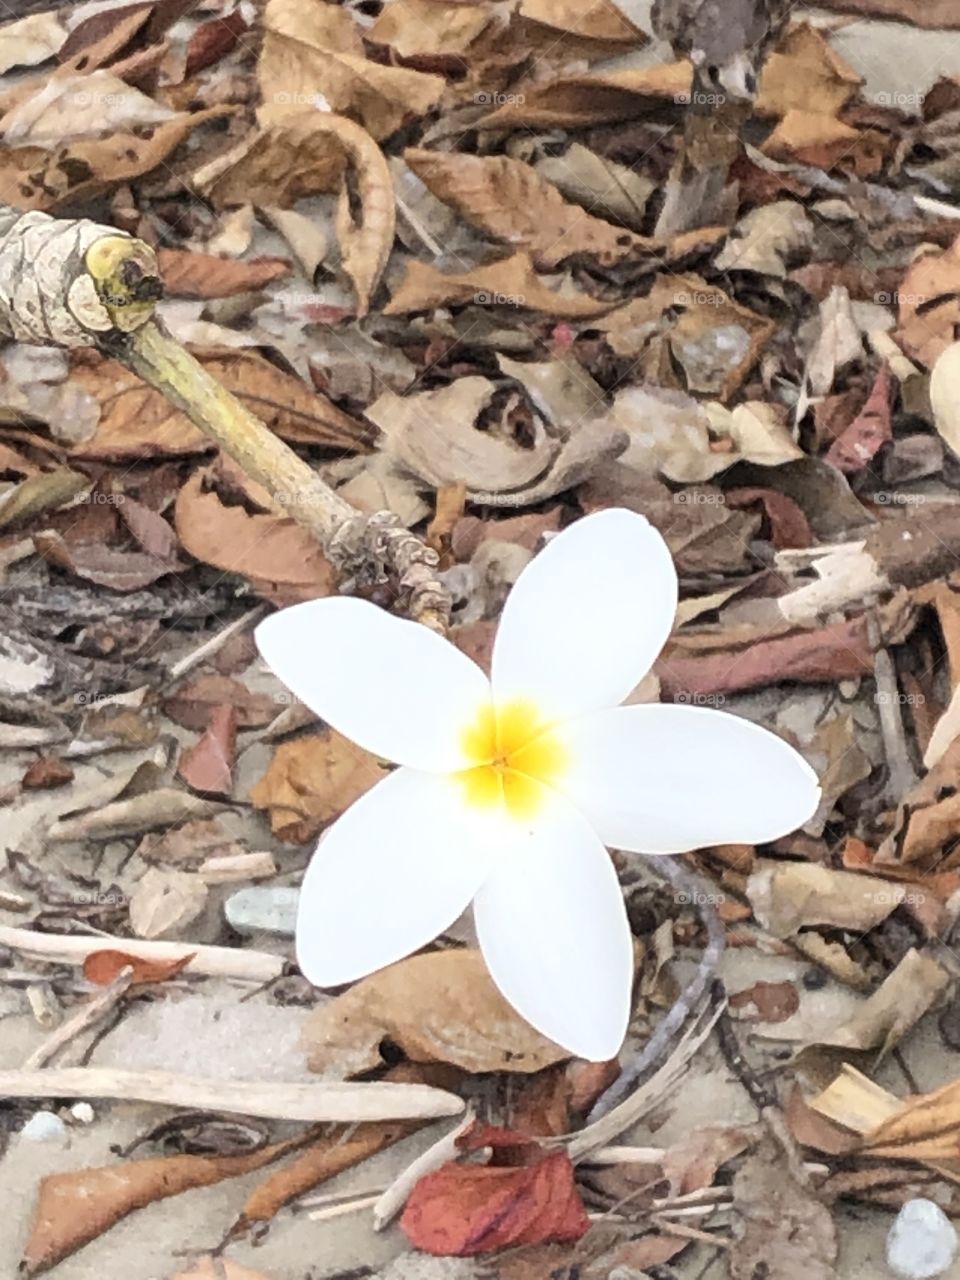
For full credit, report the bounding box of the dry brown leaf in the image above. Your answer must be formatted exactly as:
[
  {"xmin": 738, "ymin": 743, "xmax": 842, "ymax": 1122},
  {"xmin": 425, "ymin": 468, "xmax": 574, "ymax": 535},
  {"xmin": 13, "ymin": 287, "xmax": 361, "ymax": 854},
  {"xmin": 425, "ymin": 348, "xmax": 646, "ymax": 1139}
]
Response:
[
  {"xmin": 128, "ymin": 867, "xmax": 210, "ymax": 940},
  {"xmin": 367, "ymin": 0, "xmax": 495, "ymax": 59},
  {"xmin": 174, "ymin": 471, "xmax": 336, "ymax": 606},
  {"xmin": 195, "ymin": 114, "xmax": 346, "ymax": 206},
  {"xmin": 137, "ymin": 817, "xmax": 246, "ymax": 866},
  {"xmin": 249, "ymin": 730, "xmax": 386, "ymax": 843},
  {"xmin": 756, "ymin": 22, "xmax": 862, "ymax": 120},
  {"xmin": 33, "ymin": 529, "xmax": 185, "ymax": 592},
  {"xmin": 164, "ymin": 674, "xmax": 285, "ymax": 731},
  {"xmin": 70, "ymin": 348, "xmax": 372, "ymax": 460},
  {"xmin": 302, "ymin": 949, "xmax": 569, "ymax": 1077},
  {"xmin": 178, "ymin": 705, "xmax": 236, "ymax": 798},
  {"xmin": 0, "ymin": 468, "xmax": 89, "ymax": 530},
  {"xmin": 746, "ymin": 861, "xmax": 904, "ymax": 939},
  {"xmin": 404, "ymin": 148, "xmax": 649, "ymax": 270},
  {"xmin": 761, "ymin": 110, "xmax": 888, "ymax": 176},
  {"xmin": 385, "ymin": 252, "xmax": 614, "ymax": 319},
  {"xmin": 0, "ymin": 70, "xmax": 174, "ymax": 142},
  {"xmin": 517, "ymin": 0, "xmax": 645, "ymax": 49},
  {"xmin": 21, "ymin": 756, "xmax": 73, "ymax": 790},
  {"xmin": 20, "ymin": 1133, "xmax": 310, "ymax": 1275},
  {"xmin": 4, "ymin": 107, "xmax": 232, "ymax": 212},
  {"xmin": 476, "ymin": 62, "xmax": 690, "ymax": 129},
  {"xmin": 894, "ymin": 239, "xmax": 960, "ymax": 367},
  {"xmin": 83, "ymin": 949, "xmax": 195, "ymax": 986},
  {"xmin": 157, "ymin": 249, "xmax": 292, "ymax": 298},
  {"xmin": 259, "ymin": 0, "xmax": 444, "ymax": 138}
]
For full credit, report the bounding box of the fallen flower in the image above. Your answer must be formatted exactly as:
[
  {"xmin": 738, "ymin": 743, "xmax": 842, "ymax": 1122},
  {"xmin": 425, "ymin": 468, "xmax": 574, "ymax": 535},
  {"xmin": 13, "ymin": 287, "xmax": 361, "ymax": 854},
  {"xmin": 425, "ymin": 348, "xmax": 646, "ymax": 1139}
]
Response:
[{"xmin": 256, "ymin": 509, "xmax": 820, "ymax": 1059}]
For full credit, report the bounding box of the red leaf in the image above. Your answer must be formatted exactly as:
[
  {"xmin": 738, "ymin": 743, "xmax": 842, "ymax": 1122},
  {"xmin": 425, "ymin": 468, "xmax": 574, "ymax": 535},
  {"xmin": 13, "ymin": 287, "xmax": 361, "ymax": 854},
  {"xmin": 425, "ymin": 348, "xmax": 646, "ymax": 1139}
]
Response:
[
  {"xmin": 83, "ymin": 949, "xmax": 195, "ymax": 986},
  {"xmin": 825, "ymin": 363, "xmax": 893, "ymax": 474},
  {"xmin": 178, "ymin": 705, "xmax": 237, "ymax": 797},
  {"xmin": 401, "ymin": 1125, "xmax": 589, "ymax": 1255}
]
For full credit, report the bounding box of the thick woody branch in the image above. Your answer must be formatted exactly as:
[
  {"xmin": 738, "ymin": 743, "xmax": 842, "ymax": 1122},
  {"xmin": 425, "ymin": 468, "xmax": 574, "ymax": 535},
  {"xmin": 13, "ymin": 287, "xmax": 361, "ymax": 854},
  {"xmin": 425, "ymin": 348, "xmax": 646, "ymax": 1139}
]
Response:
[{"xmin": 0, "ymin": 207, "xmax": 449, "ymax": 632}]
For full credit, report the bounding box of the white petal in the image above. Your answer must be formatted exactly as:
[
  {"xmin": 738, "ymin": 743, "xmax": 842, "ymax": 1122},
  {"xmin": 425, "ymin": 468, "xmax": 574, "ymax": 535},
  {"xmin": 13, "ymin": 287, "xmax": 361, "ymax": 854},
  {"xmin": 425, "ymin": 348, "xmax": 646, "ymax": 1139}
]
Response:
[
  {"xmin": 257, "ymin": 597, "xmax": 491, "ymax": 771},
  {"xmin": 558, "ymin": 705, "xmax": 821, "ymax": 854},
  {"xmin": 491, "ymin": 509, "xmax": 677, "ymax": 723},
  {"xmin": 296, "ymin": 767, "xmax": 495, "ymax": 986},
  {"xmin": 473, "ymin": 784, "xmax": 633, "ymax": 1060}
]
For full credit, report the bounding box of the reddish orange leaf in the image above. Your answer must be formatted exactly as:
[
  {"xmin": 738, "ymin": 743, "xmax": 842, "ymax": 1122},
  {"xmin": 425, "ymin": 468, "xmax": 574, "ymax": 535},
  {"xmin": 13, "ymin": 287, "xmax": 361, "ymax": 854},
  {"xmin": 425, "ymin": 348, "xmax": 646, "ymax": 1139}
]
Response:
[
  {"xmin": 401, "ymin": 1125, "xmax": 589, "ymax": 1255},
  {"xmin": 83, "ymin": 950, "xmax": 196, "ymax": 987}
]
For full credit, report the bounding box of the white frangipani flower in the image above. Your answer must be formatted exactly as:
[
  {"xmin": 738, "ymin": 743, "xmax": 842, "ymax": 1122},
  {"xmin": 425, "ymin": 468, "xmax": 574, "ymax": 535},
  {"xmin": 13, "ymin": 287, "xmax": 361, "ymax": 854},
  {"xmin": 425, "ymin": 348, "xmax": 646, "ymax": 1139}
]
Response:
[{"xmin": 256, "ymin": 509, "xmax": 820, "ymax": 1060}]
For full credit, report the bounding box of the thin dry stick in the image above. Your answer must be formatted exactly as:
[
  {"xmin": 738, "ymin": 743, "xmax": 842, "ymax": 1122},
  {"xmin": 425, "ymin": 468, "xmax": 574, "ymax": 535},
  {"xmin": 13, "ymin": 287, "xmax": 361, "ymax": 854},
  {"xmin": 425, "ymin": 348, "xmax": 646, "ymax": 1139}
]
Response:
[
  {"xmin": 0, "ymin": 1067, "xmax": 465, "ymax": 1122},
  {"xmin": 0, "ymin": 208, "xmax": 449, "ymax": 631},
  {"xmin": 0, "ymin": 925, "xmax": 285, "ymax": 983},
  {"xmin": 587, "ymin": 855, "xmax": 727, "ymax": 1121},
  {"xmin": 23, "ymin": 967, "xmax": 134, "ymax": 1070},
  {"xmin": 372, "ymin": 1107, "xmax": 475, "ymax": 1230}
]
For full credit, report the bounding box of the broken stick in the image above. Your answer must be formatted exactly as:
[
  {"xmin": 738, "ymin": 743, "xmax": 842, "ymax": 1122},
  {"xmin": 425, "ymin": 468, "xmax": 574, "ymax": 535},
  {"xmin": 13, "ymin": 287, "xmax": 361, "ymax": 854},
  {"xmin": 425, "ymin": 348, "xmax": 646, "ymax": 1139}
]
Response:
[{"xmin": 0, "ymin": 208, "xmax": 448, "ymax": 631}]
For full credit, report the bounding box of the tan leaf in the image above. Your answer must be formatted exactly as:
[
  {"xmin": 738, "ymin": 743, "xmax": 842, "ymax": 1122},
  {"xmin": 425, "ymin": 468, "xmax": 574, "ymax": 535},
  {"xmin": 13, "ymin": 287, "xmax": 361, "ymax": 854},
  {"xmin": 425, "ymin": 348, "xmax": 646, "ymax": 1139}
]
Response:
[
  {"xmin": 129, "ymin": 867, "xmax": 210, "ymax": 941},
  {"xmin": 367, "ymin": 0, "xmax": 495, "ymax": 58},
  {"xmin": 761, "ymin": 110, "xmax": 888, "ymax": 176},
  {"xmin": 0, "ymin": 12, "xmax": 66, "ymax": 74},
  {"xmin": 477, "ymin": 62, "xmax": 691, "ymax": 130},
  {"xmin": 0, "ymin": 468, "xmax": 88, "ymax": 530},
  {"xmin": 175, "ymin": 1261, "xmax": 274, "ymax": 1280},
  {"xmin": 157, "ymin": 249, "xmax": 292, "ymax": 299},
  {"xmin": 517, "ymin": 0, "xmax": 645, "ymax": 46},
  {"xmin": 194, "ymin": 115, "xmax": 346, "ymax": 206},
  {"xmin": 3, "ymin": 106, "xmax": 232, "ymax": 212},
  {"xmin": 249, "ymin": 731, "xmax": 386, "ymax": 843},
  {"xmin": 0, "ymin": 70, "xmax": 174, "ymax": 142},
  {"xmin": 386, "ymin": 251, "xmax": 613, "ymax": 318},
  {"xmin": 69, "ymin": 348, "xmax": 372, "ymax": 460},
  {"xmin": 174, "ymin": 470, "xmax": 335, "ymax": 606},
  {"xmin": 404, "ymin": 147, "xmax": 649, "ymax": 269},
  {"xmin": 303, "ymin": 949, "xmax": 570, "ymax": 1077},
  {"xmin": 757, "ymin": 23, "xmax": 861, "ymax": 120},
  {"xmin": 258, "ymin": 0, "xmax": 444, "ymax": 138}
]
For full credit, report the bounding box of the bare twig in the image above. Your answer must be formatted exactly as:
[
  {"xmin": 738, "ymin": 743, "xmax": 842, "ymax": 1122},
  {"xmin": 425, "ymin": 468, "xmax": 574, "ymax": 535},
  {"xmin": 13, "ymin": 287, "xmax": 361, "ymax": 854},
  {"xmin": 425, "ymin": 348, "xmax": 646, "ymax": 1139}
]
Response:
[
  {"xmin": 587, "ymin": 855, "xmax": 726, "ymax": 1121},
  {"xmin": 23, "ymin": 968, "xmax": 134, "ymax": 1070},
  {"xmin": 372, "ymin": 1108, "xmax": 475, "ymax": 1230},
  {"xmin": 0, "ymin": 925, "xmax": 285, "ymax": 983},
  {"xmin": 0, "ymin": 1067, "xmax": 465, "ymax": 1122}
]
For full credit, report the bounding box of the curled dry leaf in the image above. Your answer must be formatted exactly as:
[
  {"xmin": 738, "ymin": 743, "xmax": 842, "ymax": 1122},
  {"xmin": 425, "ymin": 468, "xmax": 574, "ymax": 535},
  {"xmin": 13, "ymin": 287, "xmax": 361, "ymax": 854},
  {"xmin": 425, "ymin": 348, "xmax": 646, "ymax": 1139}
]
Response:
[
  {"xmin": 164, "ymin": 674, "xmax": 285, "ymax": 732},
  {"xmin": 83, "ymin": 949, "xmax": 195, "ymax": 986},
  {"xmin": 313, "ymin": 114, "xmax": 395, "ymax": 318},
  {"xmin": 174, "ymin": 1260, "xmax": 274, "ymax": 1280},
  {"xmin": 259, "ymin": 0, "xmax": 444, "ymax": 139},
  {"xmin": 404, "ymin": 148, "xmax": 648, "ymax": 270},
  {"xmin": 368, "ymin": 378, "xmax": 558, "ymax": 496},
  {"xmin": 249, "ymin": 730, "xmax": 386, "ymax": 843},
  {"xmin": 746, "ymin": 860, "xmax": 905, "ymax": 939},
  {"xmin": 302, "ymin": 949, "xmax": 569, "ymax": 1077},
  {"xmin": 20, "ymin": 1133, "xmax": 311, "ymax": 1276},
  {"xmin": 401, "ymin": 1124, "xmax": 589, "ymax": 1256}
]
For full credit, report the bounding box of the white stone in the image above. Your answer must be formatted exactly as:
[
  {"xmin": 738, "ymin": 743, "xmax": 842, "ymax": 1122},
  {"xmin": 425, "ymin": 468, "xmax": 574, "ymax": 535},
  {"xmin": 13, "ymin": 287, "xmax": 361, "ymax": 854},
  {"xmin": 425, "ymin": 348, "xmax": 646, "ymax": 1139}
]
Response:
[
  {"xmin": 70, "ymin": 1102, "xmax": 95, "ymax": 1125},
  {"xmin": 887, "ymin": 1199, "xmax": 958, "ymax": 1280},
  {"xmin": 19, "ymin": 1111, "xmax": 66, "ymax": 1142},
  {"xmin": 224, "ymin": 886, "xmax": 299, "ymax": 937}
]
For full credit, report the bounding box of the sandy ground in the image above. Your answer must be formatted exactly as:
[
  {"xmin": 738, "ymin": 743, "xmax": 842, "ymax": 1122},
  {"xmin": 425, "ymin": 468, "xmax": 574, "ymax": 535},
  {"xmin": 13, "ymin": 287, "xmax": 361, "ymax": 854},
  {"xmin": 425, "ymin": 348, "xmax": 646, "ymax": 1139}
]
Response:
[{"xmin": 4, "ymin": 6, "xmax": 960, "ymax": 1279}]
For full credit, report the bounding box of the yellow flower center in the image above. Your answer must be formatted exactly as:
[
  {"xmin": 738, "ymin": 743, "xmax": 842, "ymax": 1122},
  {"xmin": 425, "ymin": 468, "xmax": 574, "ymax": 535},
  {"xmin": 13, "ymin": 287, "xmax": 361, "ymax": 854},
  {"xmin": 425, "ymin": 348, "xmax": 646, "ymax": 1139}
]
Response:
[{"xmin": 456, "ymin": 700, "xmax": 568, "ymax": 819}]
